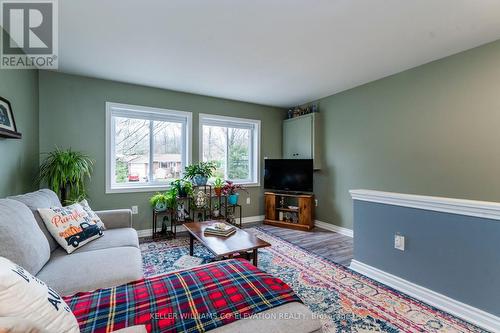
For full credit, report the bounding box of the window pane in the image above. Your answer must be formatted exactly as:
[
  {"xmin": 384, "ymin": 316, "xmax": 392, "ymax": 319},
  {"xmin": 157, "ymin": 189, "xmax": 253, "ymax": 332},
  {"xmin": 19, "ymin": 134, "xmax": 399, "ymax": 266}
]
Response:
[
  {"xmin": 202, "ymin": 124, "xmax": 252, "ymax": 181},
  {"xmin": 152, "ymin": 121, "xmax": 183, "ymax": 183},
  {"xmin": 114, "ymin": 117, "xmax": 150, "ymax": 184},
  {"xmin": 228, "ymin": 128, "xmax": 250, "ymax": 180},
  {"xmin": 202, "ymin": 125, "xmax": 226, "ymax": 179}
]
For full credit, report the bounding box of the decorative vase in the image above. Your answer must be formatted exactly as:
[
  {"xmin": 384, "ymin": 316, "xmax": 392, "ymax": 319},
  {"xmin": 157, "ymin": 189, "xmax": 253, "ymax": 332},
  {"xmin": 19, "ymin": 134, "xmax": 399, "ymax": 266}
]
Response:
[
  {"xmin": 213, "ymin": 210, "xmax": 219, "ymax": 218},
  {"xmin": 193, "ymin": 175, "xmax": 208, "ymax": 186},
  {"xmin": 214, "ymin": 187, "xmax": 222, "ymax": 196},
  {"xmin": 195, "ymin": 191, "xmax": 207, "ymax": 208},
  {"xmin": 228, "ymin": 193, "xmax": 239, "ymax": 205},
  {"xmin": 155, "ymin": 202, "xmax": 167, "ymax": 212}
]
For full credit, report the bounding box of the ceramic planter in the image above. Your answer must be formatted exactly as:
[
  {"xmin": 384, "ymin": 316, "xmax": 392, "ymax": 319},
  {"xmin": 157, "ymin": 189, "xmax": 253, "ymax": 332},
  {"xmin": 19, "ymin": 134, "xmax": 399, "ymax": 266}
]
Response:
[
  {"xmin": 228, "ymin": 193, "xmax": 239, "ymax": 205},
  {"xmin": 155, "ymin": 202, "xmax": 167, "ymax": 212},
  {"xmin": 214, "ymin": 187, "xmax": 222, "ymax": 196},
  {"xmin": 193, "ymin": 175, "xmax": 208, "ymax": 186}
]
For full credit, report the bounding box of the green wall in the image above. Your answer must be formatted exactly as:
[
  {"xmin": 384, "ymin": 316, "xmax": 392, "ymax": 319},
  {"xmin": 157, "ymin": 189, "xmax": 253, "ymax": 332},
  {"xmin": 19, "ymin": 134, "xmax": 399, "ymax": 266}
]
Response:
[
  {"xmin": 0, "ymin": 69, "xmax": 39, "ymax": 197},
  {"xmin": 38, "ymin": 71, "xmax": 285, "ymax": 231},
  {"xmin": 312, "ymin": 39, "xmax": 500, "ymax": 229}
]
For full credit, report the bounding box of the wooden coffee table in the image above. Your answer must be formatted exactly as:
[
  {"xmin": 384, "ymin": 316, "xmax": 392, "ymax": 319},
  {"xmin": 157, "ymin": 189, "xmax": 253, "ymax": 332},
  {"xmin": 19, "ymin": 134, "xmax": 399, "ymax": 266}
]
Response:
[{"xmin": 183, "ymin": 221, "xmax": 271, "ymax": 266}]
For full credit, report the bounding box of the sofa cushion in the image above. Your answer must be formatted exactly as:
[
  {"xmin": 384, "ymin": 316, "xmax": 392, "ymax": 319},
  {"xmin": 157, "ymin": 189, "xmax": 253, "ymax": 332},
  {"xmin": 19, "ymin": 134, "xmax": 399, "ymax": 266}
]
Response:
[
  {"xmin": 0, "ymin": 199, "xmax": 51, "ymax": 274},
  {"xmin": 37, "ymin": 246, "xmax": 143, "ymax": 296},
  {"xmin": 38, "ymin": 203, "xmax": 105, "ymax": 254},
  {"xmin": 0, "ymin": 257, "xmax": 79, "ymax": 333},
  {"xmin": 79, "ymin": 199, "xmax": 106, "ymax": 229},
  {"xmin": 0, "ymin": 317, "xmax": 49, "ymax": 333},
  {"xmin": 72, "ymin": 228, "xmax": 139, "ymax": 253},
  {"xmin": 9, "ymin": 189, "xmax": 62, "ymax": 252}
]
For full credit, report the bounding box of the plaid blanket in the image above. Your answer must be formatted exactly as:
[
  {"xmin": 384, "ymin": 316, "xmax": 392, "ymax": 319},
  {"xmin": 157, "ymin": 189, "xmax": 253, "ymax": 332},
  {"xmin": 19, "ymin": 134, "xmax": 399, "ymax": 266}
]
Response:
[{"xmin": 63, "ymin": 259, "xmax": 301, "ymax": 333}]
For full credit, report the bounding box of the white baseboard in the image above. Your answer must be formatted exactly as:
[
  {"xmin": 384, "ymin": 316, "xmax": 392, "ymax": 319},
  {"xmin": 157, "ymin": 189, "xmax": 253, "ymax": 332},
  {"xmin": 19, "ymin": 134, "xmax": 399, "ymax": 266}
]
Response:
[
  {"xmin": 136, "ymin": 215, "xmax": 264, "ymax": 238},
  {"xmin": 349, "ymin": 260, "xmax": 500, "ymax": 332},
  {"xmin": 315, "ymin": 220, "xmax": 353, "ymax": 237}
]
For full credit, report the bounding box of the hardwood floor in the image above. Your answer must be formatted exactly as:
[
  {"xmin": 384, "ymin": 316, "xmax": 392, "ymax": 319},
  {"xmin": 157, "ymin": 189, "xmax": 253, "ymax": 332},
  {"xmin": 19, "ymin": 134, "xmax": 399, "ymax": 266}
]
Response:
[{"xmin": 246, "ymin": 222, "xmax": 353, "ymax": 266}]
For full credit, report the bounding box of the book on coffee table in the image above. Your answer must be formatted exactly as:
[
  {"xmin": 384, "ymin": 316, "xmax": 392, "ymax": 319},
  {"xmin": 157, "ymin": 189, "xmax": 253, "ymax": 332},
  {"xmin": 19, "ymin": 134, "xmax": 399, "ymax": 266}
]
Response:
[{"xmin": 204, "ymin": 223, "xmax": 236, "ymax": 237}]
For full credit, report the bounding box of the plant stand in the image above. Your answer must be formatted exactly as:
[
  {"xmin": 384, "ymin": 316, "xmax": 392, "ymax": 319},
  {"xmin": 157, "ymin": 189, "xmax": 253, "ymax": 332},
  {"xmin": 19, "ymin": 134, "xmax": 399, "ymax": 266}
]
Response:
[
  {"xmin": 223, "ymin": 203, "xmax": 242, "ymax": 228},
  {"xmin": 152, "ymin": 209, "xmax": 178, "ymax": 239}
]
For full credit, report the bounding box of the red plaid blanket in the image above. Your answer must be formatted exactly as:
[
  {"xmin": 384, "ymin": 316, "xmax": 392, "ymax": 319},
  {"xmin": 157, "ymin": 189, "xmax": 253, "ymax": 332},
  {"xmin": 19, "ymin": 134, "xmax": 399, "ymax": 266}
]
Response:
[{"xmin": 63, "ymin": 259, "xmax": 301, "ymax": 333}]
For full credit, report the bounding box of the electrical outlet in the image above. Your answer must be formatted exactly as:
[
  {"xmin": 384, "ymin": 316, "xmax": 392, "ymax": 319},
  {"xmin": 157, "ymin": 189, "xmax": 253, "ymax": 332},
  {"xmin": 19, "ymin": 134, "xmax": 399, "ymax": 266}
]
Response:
[
  {"xmin": 315, "ymin": 199, "xmax": 318, "ymax": 207},
  {"xmin": 246, "ymin": 197, "xmax": 251, "ymax": 205},
  {"xmin": 131, "ymin": 206, "xmax": 138, "ymax": 215},
  {"xmin": 394, "ymin": 234, "xmax": 405, "ymax": 251}
]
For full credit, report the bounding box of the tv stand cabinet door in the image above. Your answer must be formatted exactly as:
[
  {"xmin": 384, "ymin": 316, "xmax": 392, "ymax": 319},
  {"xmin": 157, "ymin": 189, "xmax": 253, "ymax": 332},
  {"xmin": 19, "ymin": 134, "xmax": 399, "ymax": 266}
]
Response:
[
  {"xmin": 265, "ymin": 193, "xmax": 276, "ymax": 220},
  {"xmin": 298, "ymin": 196, "xmax": 313, "ymax": 227}
]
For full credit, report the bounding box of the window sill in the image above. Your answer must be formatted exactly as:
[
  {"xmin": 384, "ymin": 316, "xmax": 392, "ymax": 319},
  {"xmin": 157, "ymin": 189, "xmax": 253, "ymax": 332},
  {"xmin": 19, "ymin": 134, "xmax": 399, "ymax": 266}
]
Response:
[
  {"xmin": 106, "ymin": 182, "xmax": 262, "ymax": 194},
  {"xmin": 234, "ymin": 182, "xmax": 261, "ymax": 188},
  {"xmin": 106, "ymin": 184, "xmax": 171, "ymax": 194}
]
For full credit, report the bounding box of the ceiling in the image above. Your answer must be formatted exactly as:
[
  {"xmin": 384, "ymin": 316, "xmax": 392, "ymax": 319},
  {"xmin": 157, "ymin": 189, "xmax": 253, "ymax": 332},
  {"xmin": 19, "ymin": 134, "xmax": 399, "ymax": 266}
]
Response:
[{"xmin": 58, "ymin": 0, "xmax": 500, "ymax": 107}]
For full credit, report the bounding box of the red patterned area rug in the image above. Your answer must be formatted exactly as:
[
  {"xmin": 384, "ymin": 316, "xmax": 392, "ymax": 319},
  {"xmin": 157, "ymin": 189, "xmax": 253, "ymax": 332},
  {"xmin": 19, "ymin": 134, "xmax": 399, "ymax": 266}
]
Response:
[{"xmin": 140, "ymin": 227, "xmax": 488, "ymax": 333}]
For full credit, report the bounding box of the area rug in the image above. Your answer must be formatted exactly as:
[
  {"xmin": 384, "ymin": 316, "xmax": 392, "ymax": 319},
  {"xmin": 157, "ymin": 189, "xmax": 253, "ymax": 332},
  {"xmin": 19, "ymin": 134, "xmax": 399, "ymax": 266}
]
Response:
[{"xmin": 140, "ymin": 227, "xmax": 488, "ymax": 333}]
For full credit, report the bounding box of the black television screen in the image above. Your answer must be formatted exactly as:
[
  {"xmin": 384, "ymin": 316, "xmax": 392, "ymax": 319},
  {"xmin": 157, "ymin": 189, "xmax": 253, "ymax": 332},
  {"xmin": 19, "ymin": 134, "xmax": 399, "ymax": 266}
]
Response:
[{"xmin": 264, "ymin": 159, "xmax": 313, "ymax": 193}]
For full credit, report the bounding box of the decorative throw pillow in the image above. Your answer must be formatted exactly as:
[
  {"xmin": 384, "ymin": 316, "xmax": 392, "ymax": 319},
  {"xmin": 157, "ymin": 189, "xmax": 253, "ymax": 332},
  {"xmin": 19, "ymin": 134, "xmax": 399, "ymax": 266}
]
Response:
[
  {"xmin": 0, "ymin": 257, "xmax": 79, "ymax": 333},
  {"xmin": 38, "ymin": 203, "xmax": 104, "ymax": 254},
  {"xmin": 79, "ymin": 199, "xmax": 106, "ymax": 230}
]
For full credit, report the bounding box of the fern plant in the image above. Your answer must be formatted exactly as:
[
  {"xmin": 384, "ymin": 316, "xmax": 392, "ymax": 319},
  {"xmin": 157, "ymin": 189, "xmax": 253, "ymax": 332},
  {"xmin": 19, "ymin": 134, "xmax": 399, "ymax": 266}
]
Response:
[{"xmin": 38, "ymin": 148, "xmax": 94, "ymax": 204}]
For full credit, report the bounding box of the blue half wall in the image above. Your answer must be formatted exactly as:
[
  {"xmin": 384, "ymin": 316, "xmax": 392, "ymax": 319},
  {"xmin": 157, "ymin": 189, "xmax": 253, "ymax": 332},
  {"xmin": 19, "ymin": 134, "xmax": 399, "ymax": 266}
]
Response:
[{"xmin": 352, "ymin": 193, "xmax": 500, "ymax": 317}]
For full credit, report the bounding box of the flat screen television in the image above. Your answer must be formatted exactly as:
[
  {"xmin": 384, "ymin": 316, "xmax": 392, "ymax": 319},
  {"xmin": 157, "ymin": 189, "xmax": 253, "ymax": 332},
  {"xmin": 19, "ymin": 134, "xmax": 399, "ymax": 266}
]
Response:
[{"xmin": 264, "ymin": 159, "xmax": 313, "ymax": 193}]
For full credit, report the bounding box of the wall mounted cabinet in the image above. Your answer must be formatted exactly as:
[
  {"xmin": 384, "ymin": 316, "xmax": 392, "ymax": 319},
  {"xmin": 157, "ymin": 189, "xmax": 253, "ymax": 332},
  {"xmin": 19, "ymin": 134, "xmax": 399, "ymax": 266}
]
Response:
[{"xmin": 283, "ymin": 113, "xmax": 321, "ymax": 169}]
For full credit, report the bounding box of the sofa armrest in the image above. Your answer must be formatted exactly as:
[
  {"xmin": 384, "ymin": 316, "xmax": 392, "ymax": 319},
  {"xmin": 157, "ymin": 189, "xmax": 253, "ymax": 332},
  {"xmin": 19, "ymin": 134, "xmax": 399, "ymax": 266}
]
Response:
[{"xmin": 95, "ymin": 209, "xmax": 133, "ymax": 229}]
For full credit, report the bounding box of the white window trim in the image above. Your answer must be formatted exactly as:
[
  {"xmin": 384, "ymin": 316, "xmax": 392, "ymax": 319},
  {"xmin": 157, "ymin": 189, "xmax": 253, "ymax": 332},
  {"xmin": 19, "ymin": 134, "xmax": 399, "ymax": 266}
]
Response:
[
  {"xmin": 105, "ymin": 102, "xmax": 192, "ymax": 194},
  {"xmin": 199, "ymin": 113, "xmax": 261, "ymax": 186}
]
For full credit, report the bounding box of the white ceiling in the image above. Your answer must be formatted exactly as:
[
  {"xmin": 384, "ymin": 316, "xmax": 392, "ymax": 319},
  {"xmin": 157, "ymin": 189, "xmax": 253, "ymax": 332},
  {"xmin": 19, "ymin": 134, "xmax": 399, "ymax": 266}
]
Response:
[{"xmin": 58, "ymin": 0, "xmax": 500, "ymax": 107}]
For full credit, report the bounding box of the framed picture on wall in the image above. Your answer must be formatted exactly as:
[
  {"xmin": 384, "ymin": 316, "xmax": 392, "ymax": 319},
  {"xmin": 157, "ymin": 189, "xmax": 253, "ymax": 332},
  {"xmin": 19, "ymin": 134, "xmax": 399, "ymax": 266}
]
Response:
[{"xmin": 0, "ymin": 96, "xmax": 21, "ymax": 139}]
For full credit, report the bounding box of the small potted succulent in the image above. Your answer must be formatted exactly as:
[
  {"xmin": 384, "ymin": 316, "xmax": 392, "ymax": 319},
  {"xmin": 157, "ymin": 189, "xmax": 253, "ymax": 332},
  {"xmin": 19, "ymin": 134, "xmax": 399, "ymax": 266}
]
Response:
[
  {"xmin": 171, "ymin": 179, "xmax": 193, "ymax": 198},
  {"xmin": 184, "ymin": 161, "xmax": 216, "ymax": 186},
  {"xmin": 213, "ymin": 202, "xmax": 221, "ymax": 218},
  {"xmin": 213, "ymin": 177, "xmax": 224, "ymax": 196},
  {"xmin": 222, "ymin": 181, "xmax": 248, "ymax": 205}
]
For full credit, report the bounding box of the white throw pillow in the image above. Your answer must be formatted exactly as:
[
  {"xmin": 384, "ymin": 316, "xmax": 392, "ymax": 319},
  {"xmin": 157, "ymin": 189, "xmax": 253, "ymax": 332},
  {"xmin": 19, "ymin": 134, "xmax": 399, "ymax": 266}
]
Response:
[
  {"xmin": 38, "ymin": 203, "xmax": 104, "ymax": 254},
  {"xmin": 0, "ymin": 257, "xmax": 79, "ymax": 333},
  {"xmin": 79, "ymin": 199, "xmax": 106, "ymax": 230}
]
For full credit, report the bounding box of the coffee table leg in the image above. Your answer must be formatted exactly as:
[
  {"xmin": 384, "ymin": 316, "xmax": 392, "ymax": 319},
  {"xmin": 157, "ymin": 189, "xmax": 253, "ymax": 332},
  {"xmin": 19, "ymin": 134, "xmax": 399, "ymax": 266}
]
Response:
[
  {"xmin": 189, "ymin": 234, "xmax": 194, "ymax": 256},
  {"xmin": 253, "ymin": 249, "xmax": 258, "ymax": 266}
]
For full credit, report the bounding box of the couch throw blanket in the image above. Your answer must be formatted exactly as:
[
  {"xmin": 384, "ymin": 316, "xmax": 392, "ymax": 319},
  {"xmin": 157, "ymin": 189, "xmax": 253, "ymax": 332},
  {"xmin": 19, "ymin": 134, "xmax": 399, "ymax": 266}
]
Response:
[{"xmin": 63, "ymin": 259, "xmax": 301, "ymax": 333}]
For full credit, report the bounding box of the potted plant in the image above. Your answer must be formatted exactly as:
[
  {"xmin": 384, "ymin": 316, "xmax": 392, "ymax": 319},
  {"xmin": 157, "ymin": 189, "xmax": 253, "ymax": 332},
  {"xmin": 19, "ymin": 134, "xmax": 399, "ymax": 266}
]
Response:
[
  {"xmin": 171, "ymin": 179, "xmax": 193, "ymax": 198},
  {"xmin": 222, "ymin": 181, "xmax": 248, "ymax": 205},
  {"xmin": 184, "ymin": 161, "xmax": 216, "ymax": 186},
  {"xmin": 150, "ymin": 192, "xmax": 169, "ymax": 211},
  {"xmin": 213, "ymin": 177, "xmax": 224, "ymax": 196},
  {"xmin": 150, "ymin": 187, "xmax": 178, "ymax": 212},
  {"xmin": 213, "ymin": 202, "xmax": 221, "ymax": 218},
  {"xmin": 37, "ymin": 148, "xmax": 94, "ymax": 204}
]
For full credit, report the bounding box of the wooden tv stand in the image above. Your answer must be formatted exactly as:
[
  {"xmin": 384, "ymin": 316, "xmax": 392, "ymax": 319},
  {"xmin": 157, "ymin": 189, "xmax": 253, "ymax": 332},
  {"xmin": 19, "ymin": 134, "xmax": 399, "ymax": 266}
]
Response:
[{"xmin": 263, "ymin": 192, "xmax": 314, "ymax": 231}]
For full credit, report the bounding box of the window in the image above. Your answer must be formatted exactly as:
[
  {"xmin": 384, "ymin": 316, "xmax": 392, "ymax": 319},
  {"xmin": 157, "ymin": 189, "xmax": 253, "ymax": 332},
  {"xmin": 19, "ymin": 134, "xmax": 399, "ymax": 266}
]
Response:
[
  {"xmin": 200, "ymin": 114, "xmax": 260, "ymax": 185},
  {"xmin": 106, "ymin": 102, "xmax": 191, "ymax": 193}
]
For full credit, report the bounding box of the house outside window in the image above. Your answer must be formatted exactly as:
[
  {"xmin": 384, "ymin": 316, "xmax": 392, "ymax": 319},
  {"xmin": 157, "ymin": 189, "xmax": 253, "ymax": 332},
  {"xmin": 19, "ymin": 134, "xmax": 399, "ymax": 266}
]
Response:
[
  {"xmin": 199, "ymin": 114, "xmax": 260, "ymax": 185},
  {"xmin": 106, "ymin": 102, "xmax": 192, "ymax": 193}
]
